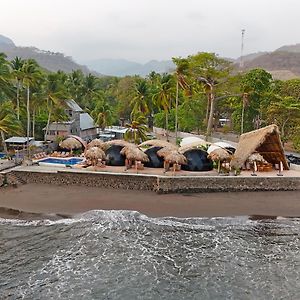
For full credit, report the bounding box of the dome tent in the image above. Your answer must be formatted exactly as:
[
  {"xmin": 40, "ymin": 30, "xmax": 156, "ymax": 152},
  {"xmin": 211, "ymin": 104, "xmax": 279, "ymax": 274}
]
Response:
[
  {"xmin": 105, "ymin": 145, "xmax": 126, "ymax": 166},
  {"xmin": 181, "ymin": 148, "xmax": 213, "ymax": 171},
  {"xmin": 144, "ymin": 146, "xmax": 165, "ymax": 168}
]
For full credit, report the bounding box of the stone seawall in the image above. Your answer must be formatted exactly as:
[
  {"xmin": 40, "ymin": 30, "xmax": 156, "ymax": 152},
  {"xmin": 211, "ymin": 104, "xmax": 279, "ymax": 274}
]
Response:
[
  {"xmin": 10, "ymin": 170, "xmax": 300, "ymax": 193},
  {"xmin": 157, "ymin": 176, "xmax": 300, "ymax": 193},
  {"xmin": 11, "ymin": 170, "xmax": 158, "ymax": 191}
]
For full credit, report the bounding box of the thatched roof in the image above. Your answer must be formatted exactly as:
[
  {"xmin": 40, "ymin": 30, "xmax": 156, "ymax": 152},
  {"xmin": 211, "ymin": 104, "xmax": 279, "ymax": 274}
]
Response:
[
  {"xmin": 87, "ymin": 139, "xmax": 106, "ymax": 150},
  {"xmin": 139, "ymin": 139, "xmax": 177, "ymax": 149},
  {"xmin": 120, "ymin": 145, "xmax": 149, "ymax": 162},
  {"xmin": 248, "ymin": 153, "xmax": 267, "ymax": 164},
  {"xmin": 105, "ymin": 139, "xmax": 133, "ymax": 148},
  {"xmin": 179, "ymin": 141, "xmax": 210, "ymax": 154},
  {"xmin": 230, "ymin": 124, "xmax": 289, "ymax": 170},
  {"xmin": 208, "ymin": 148, "xmax": 231, "ymax": 161},
  {"xmin": 59, "ymin": 137, "xmax": 82, "ymax": 150},
  {"xmin": 164, "ymin": 151, "xmax": 187, "ymax": 165},
  {"xmin": 85, "ymin": 147, "xmax": 106, "ymax": 160},
  {"xmin": 67, "ymin": 135, "xmax": 87, "ymax": 149},
  {"xmin": 157, "ymin": 148, "xmax": 187, "ymax": 165}
]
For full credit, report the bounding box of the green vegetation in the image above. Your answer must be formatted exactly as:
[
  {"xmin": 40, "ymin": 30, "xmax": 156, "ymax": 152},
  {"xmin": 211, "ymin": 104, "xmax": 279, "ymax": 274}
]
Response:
[{"xmin": 0, "ymin": 51, "xmax": 300, "ymax": 152}]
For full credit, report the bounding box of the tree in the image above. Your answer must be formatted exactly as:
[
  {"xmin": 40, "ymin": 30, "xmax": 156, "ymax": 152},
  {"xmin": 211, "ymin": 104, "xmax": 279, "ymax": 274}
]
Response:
[
  {"xmin": 21, "ymin": 59, "xmax": 41, "ymax": 155},
  {"xmin": 152, "ymin": 74, "xmax": 175, "ymax": 141},
  {"xmin": 91, "ymin": 99, "xmax": 115, "ymax": 130},
  {"xmin": 10, "ymin": 56, "xmax": 25, "ymax": 120},
  {"xmin": 239, "ymin": 68, "xmax": 273, "ymax": 132},
  {"xmin": 187, "ymin": 52, "xmax": 231, "ymax": 138},
  {"xmin": 0, "ymin": 101, "xmax": 22, "ymax": 154},
  {"xmin": 81, "ymin": 73, "xmax": 101, "ymax": 108},
  {"xmin": 267, "ymin": 96, "xmax": 300, "ymax": 143},
  {"xmin": 172, "ymin": 57, "xmax": 190, "ymax": 139},
  {"xmin": 124, "ymin": 113, "xmax": 149, "ymax": 144},
  {"xmin": 130, "ymin": 79, "xmax": 149, "ymax": 119},
  {"xmin": 44, "ymin": 72, "xmax": 68, "ymax": 141}
]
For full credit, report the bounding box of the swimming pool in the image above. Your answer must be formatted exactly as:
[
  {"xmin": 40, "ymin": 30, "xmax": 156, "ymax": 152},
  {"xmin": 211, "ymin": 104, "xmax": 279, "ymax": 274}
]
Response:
[
  {"xmin": 0, "ymin": 153, "xmax": 6, "ymax": 159},
  {"xmin": 38, "ymin": 157, "xmax": 83, "ymax": 167}
]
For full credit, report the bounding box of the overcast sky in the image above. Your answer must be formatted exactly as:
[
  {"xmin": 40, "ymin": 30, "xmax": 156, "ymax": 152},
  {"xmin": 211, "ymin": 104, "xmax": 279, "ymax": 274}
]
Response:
[{"xmin": 1, "ymin": 0, "xmax": 300, "ymax": 63}]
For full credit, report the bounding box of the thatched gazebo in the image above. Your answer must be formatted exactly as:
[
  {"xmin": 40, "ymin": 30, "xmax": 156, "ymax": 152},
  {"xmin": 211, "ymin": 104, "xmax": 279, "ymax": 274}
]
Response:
[
  {"xmin": 85, "ymin": 147, "xmax": 106, "ymax": 166},
  {"xmin": 208, "ymin": 148, "xmax": 231, "ymax": 173},
  {"xmin": 230, "ymin": 124, "xmax": 289, "ymax": 171},
  {"xmin": 59, "ymin": 137, "xmax": 83, "ymax": 154},
  {"xmin": 157, "ymin": 147, "xmax": 187, "ymax": 173},
  {"xmin": 120, "ymin": 145, "xmax": 149, "ymax": 172}
]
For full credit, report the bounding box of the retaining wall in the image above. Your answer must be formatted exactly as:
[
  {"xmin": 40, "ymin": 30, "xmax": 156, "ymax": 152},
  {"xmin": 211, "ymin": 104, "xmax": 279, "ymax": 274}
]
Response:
[{"xmin": 10, "ymin": 169, "xmax": 300, "ymax": 193}]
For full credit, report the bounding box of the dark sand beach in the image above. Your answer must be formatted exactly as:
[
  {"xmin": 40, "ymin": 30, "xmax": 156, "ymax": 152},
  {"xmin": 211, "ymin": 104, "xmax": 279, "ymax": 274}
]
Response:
[{"xmin": 0, "ymin": 183, "xmax": 299, "ymax": 218}]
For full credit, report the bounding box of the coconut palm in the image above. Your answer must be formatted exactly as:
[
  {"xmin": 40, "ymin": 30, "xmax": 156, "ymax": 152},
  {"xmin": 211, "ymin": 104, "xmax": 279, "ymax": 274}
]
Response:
[
  {"xmin": 10, "ymin": 56, "xmax": 25, "ymax": 120},
  {"xmin": 0, "ymin": 101, "xmax": 22, "ymax": 154},
  {"xmin": 130, "ymin": 79, "xmax": 149, "ymax": 118},
  {"xmin": 152, "ymin": 74, "xmax": 175, "ymax": 141},
  {"xmin": 172, "ymin": 57, "xmax": 190, "ymax": 140},
  {"xmin": 124, "ymin": 113, "xmax": 149, "ymax": 144},
  {"xmin": 81, "ymin": 73, "xmax": 100, "ymax": 108},
  {"xmin": 22, "ymin": 59, "xmax": 41, "ymax": 155},
  {"xmin": 91, "ymin": 99, "xmax": 114, "ymax": 130},
  {"xmin": 44, "ymin": 73, "xmax": 68, "ymax": 141}
]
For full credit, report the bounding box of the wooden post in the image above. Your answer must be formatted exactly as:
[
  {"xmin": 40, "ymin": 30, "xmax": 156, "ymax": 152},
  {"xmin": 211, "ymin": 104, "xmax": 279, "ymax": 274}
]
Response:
[
  {"xmin": 251, "ymin": 161, "xmax": 257, "ymax": 176},
  {"xmin": 277, "ymin": 161, "xmax": 283, "ymax": 176}
]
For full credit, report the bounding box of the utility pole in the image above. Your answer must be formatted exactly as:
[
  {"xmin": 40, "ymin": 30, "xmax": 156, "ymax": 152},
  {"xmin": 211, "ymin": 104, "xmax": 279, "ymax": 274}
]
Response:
[{"xmin": 240, "ymin": 29, "xmax": 245, "ymax": 69}]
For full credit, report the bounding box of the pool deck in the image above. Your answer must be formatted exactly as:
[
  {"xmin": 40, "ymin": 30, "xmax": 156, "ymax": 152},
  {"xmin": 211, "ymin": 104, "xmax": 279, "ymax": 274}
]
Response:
[{"xmin": 2, "ymin": 163, "xmax": 300, "ymax": 193}]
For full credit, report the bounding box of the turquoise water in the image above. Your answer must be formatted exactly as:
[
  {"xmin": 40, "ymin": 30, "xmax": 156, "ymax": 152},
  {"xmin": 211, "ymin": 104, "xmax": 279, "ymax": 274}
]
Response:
[{"xmin": 39, "ymin": 157, "xmax": 83, "ymax": 165}]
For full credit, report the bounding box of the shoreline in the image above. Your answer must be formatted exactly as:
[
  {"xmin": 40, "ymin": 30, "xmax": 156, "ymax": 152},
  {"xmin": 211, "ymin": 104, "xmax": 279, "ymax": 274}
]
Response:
[{"xmin": 1, "ymin": 183, "xmax": 300, "ymax": 218}]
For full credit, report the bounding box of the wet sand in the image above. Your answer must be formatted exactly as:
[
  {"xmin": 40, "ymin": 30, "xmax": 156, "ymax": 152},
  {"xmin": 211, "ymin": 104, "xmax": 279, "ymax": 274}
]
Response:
[{"xmin": 0, "ymin": 183, "xmax": 300, "ymax": 218}]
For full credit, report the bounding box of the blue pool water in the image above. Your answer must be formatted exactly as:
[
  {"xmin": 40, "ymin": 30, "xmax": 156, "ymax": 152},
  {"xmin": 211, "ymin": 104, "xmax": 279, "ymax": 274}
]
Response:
[
  {"xmin": 39, "ymin": 157, "xmax": 83, "ymax": 165},
  {"xmin": 0, "ymin": 153, "xmax": 6, "ymax": 159}
]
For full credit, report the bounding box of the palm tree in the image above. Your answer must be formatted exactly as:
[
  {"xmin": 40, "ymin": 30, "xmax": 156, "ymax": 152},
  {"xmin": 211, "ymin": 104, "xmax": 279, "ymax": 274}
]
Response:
[
  {"xmin": 91, "ymin": 99, "xmax": 114, "ymax": 130},
  {"xmin": 152, "ymin": 74, "xmax": 175, "ymax": 141},
  {"xmin": 21, "ymin": 59, "xmax": 41, "ymax": 156},
  {"xmin": 81, "ymin": 73, "xmax": 100, "ymax": 108},
  {"xmin": 44, "ymin": 73, "xmax": 68, "ymax": 141},
  {"xmin": 0, "ymin": 53, "xmax": 11, "ymax": 102},
  {"xmin": 172, "ymin": 57, "xmax": 190, "ymax": 140},
  {"xmin": 67, "ymin": 70, "xmax": 84, "ymax": 103},
  {"xmin": 0, "ymin": 101, "xmax": 22, "ymax": 154},
  {"xmin": 124, "ymin": 113, "xmax": 149, "ymax": 144},
  {"xmin": 10, "ymin": 56, "xmax": 25, "ymax": 120},
  {"xmin": 130, "ymin": 79, "xmax": 149, "ymax": 118}
]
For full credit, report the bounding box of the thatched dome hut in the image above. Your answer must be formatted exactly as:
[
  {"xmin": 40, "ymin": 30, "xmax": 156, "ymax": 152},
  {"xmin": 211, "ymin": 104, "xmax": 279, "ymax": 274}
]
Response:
[
  {"xmin": 139, "ymin": 139, "xmax": 177, "ymax": 150},
  {"xmin": 87, "ymin": 139, "xmax": 106, "ymax": 150},
  {"xmin": 120, "ymin": 146, "xmax": 149, "ymax": 163},
  {"xmin": 230, "ymin": 124, "xmax": 289, "ymax": 170}
]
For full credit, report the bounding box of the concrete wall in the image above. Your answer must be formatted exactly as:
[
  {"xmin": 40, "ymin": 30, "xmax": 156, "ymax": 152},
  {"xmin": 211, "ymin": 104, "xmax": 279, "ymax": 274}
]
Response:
[{"xmin": 10, "ymin": 170, "xmax": 300, "ymax": 193}]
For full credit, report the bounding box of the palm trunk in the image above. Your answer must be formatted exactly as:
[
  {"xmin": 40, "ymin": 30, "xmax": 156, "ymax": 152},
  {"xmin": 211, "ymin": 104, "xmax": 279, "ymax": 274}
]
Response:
[
  {"xmin": 16, "ymin": 79, "xmax": 20, "ymax": 120},
  {"xmin": 44, "ymin": 106, "xmax": 52, "ymax": 141},
  {"xmin": 165, "ymin": 109, "xmax": 169, "ymax": 142},
  {"xmin": 1, "ymin": 131, "xmax": 8, "ymax": 155},
  {"xmin": 206, "ymin": 90, "xmax": 215, "ymax": 139},
  {"xmin": 205, "ymin": 93, "xmax": 210, "ymax": 125},
  {"xmin": 241, "ymin": 102, "xmax": 245, "ymax": 134},
  {"xmin": 26, "ymin": 85, "xmax": 30, "ymax": 157},
  {"xmin": 32, "ymin": 108, "xmax": 35, "ymax": 138},
  {"xmin": 175, "ymin": 80, "xmax": 179, "ymax": 141}
]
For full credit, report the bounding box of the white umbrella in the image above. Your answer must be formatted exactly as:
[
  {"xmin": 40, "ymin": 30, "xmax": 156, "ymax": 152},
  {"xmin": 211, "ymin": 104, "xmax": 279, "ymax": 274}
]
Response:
[{"xmin": 180, "ymin": 137, "xmax": 207, "ymax": 147}]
